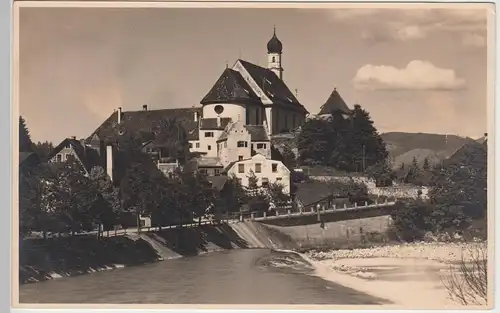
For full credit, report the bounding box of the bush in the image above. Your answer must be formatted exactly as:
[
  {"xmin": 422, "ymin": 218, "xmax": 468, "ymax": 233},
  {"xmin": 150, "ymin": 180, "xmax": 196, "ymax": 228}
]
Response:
[{"xmin": 389, "ymin": 200, "xmax": 435, "ymax": 242}]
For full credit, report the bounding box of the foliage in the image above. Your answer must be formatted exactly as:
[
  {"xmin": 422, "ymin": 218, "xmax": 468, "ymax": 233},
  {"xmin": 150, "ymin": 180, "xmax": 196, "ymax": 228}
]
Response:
[
  {"xmin": 423, "ymin": 157, "xmax": 430, "ymax": 171},
  {"xmin": 34, "ymin": 141, "xmax": 54, "ymax": 161},
  {"xmin": 19, "ymin": 116, "xmax": 34, "ymax": 153},
  {"xmin": 247, "ymin": 170, "xmax": 259, "ymax": 190},
  {"xmin": 267, "ymin": 182, "xmax": 290, "ymax": 208},
  {"xmin": 390, "ymin": 200, "xmax": 435, "ymax": 241},
  {"xmin": 297, "ymin": 105, "xmax": 388, "ymax": 172},
  {"xmin": 154, "ymin": 117, "xmax": 191, "ymax": 165},
  {"xmin": 219, "ymin": 175, "xmax": 247, "ymax": 213},
  {"xmin": 53, "ymin": 158, "xmax": 101, "ymax": 235},
  {"xmin": 89, "ymin": 167, "xmax": 120, "ymax": 232},
  {"xmin": 366, "ymin": 161, "xmax": 396, "ymax": 187}
]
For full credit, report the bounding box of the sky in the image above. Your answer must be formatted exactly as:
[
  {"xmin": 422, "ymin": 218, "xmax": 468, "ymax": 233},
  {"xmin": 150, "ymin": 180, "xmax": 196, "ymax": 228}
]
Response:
[{"xmin": 18, "ymin": 4, "xmax": 491, "ymax": 144}]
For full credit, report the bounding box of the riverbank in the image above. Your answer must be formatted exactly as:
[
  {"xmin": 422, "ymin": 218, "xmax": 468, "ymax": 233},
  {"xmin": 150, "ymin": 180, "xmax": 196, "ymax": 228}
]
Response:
[
  {"xmin": 301, "ymin": 241, "xmax": 488, "ymax": 308},
  {"xmin": 19, "ymin": 222, "xmax": 295, "ymax": 284},
  {"xmin": 19, "ymin": 223, "xmax": 251, "ymax": 284}
]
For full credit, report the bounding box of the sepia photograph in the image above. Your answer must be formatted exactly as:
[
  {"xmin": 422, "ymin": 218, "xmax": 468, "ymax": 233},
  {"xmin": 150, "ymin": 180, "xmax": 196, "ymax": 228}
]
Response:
[{"xmin": 13, "ymin": 1, "xmax": 494, "ymax": 309}]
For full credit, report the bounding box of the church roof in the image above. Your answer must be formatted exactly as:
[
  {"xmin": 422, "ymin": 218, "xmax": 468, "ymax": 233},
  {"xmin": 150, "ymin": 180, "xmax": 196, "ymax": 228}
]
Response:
[
  {"xmin": 88, "ymin": 107, "xmax": 201, "ymax": 145},
  {"xmin": 237, "ymin": 60, "xmax": 307, "ymax": 113},
  {"xmin": 244, "ymin": 125, "xmax": 269, "ymax": 141},
  {"xmin": 318, "ymin": 88, "xmax": 352, "ymax": 115},
  {"xmin": 267, "ymin": 28, "xmax": 283, "ymax": 54},
  {"xmin": 200, "ymin": 68, "xmax": 261, "ymax": 105}
]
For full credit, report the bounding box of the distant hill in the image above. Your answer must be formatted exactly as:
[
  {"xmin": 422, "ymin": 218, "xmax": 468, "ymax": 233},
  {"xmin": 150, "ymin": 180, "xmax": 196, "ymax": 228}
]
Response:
[{"xmin": 381, "ymin": 132, "xmax": 476, "ymax": 168}]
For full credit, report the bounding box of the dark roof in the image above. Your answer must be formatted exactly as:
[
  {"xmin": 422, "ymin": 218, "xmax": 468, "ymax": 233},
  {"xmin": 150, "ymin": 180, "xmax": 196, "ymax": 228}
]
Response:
[
  {"xmin": 200, "ymin": 68, "xmax": 261, "ymax": 105},
  {"xmin": 318, "ymin": 88, "xmax": 352, "ymax": 115},
  {"xmin": 88, "ymin": 107, "xmax": 201, "ymax": 144},
  {"xmin": 267, "ymin": 28, "xmax": 283, "ymax": 54},
  {"xmin": 237, "ymin": 60, "xmax": 308, "ymax": 113},
  {"xmin": 207, "ymin": 176, "xmax": 228, "ymax": 191},
  {"xmin": 19, "ymin": 152, "xmax": 40, "ymax": 169},
  {"xmin": 295, "ymin": 180, "xmax": 348, "ymax": 207},
  {"xmin": 49, "ymin": 138, "xmax": 103, "ymax": 173},
  {"xmin": 244, "ymin": 125, "xmax": 269, "ymax": 141},
  {"xmin": 199, "ymin": 117, "xmax": 232, "ymax": 130}
]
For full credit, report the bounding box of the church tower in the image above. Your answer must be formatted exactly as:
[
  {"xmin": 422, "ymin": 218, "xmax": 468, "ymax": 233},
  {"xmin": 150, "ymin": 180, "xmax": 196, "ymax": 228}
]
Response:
[{"xmin": 267, "ymin": 26, "xmax": 283, "ymax": 80}]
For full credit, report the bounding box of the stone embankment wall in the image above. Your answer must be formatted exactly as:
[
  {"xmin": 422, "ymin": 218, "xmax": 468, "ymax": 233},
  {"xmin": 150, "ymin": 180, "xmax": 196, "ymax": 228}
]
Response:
[{"xmin": 310, "ymin": 175, "xmax": 429, "ymax": 200}]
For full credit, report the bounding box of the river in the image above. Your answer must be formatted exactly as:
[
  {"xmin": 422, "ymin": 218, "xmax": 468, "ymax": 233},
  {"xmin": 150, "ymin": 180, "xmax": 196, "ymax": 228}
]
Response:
[{"xmin": 19, "ymin": 249, "xmax": 389, "ymax": 304}]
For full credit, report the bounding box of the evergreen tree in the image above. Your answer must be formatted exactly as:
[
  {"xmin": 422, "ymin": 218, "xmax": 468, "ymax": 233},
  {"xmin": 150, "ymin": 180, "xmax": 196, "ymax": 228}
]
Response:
[
  {"xmin": 348, "ymin": 105, "xmax": 388, "ymax": 172},
  {"xmin": 400, "ymin": 162, "xmax": 405, "ymax": 170},
  {"xmin": 247, "ymin": 170, "xmax": 259, "ymax": 190},
  {"xmin": 281, "ymin": 145, "xmax": 297, "ymax": 169},
  {"xmin": 89, "ymin": 166, "xmax": 121, "ymax": 235},
  {"xmin": 328, "ymin": 111, "xmax": 351, "ymax": 171},
  {"xmin": 34, "ymin": 141, "xmax": 54, "ymax": 161},
  {"xmin": 411, "ymin": 156, "xmax": 419, "ymax": 170},
  {"xmin": 297, "ymin": 118, "xmax": 332, "ymax": 165},
  {"xmin": 19, "ymin": 116, "xmax": 33, "ymax": 153},
  {"xmin": 423, "ymin": 157, "xmax": 430, "ymax": 171}
]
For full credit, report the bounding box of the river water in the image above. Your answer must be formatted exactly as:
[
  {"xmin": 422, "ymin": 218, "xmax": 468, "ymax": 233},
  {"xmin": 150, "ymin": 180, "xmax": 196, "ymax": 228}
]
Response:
[{"xmin": 19, "ymin": 249, "xmax": 388, "ymax": 304}]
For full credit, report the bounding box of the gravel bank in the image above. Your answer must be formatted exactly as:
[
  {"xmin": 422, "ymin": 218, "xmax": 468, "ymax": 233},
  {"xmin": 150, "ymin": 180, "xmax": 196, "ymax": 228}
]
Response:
[{"xmin": 301, "ymin": 241, "xmax": 488, "ymax": 308}]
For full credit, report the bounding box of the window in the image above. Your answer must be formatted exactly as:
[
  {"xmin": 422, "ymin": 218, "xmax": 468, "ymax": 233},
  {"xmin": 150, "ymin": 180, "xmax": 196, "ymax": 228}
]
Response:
[
  {"xmin": 189, "ymin": 143, "xmax": 193, "ymax": 148},
  {"xmin": 56, "ymin": 154, "xmax": 62, "ymax": 162},
  {"xmin": 65, "ymin": 154, "xmax": 70, "ymax": 161},
  {"xmin": 272, "ymin": 163, "xmax": 278, "ymax": 173},
  {"xmin": 257, "ymin": 143, "xmax": 266, "ymax": 149},
  {"xmin": 238, "ymin": 155, "xmax": 243, "ymax": 161},
  {"xmin": 238, "ymin": 164, "xmax": 245, "ymax": 173},
  {"xmin": 237, "ymin": 141, "xmax": 248, "ymax": 148},
  {"xmin": 272, "ymin": 56, "xmax": 276, "ymax": 62},
  {"xmin": 215, "ymin": 169, "xmax": 221, "ymax": 176},
  {"xmin": 276, "ymin": 177, "xmax": 282, "ymax": 181},
  {"xmin": 205, "ymin": 132, "xmax": 214, "ymax": 137},
  {"xmin": 255, "ymin": 163, "xmax": 262, "ymax": 173},
  {"xmin": 262, "ymin": 177, "xmax": 269, "ymax": 187},
  {"xmin": 224, "ymin": 141, "xmax": 227, "ymax": 148},
  {"xmin": 208, "ymin": 145, "xmax": 212, "ymax": 151},
  {"xmin": 196, "ymin": 142, "xmax": 200, "ymax": 148},
  {"xmin": 199, "ymin": 169, "xmax": 207, "ymax": 175}
]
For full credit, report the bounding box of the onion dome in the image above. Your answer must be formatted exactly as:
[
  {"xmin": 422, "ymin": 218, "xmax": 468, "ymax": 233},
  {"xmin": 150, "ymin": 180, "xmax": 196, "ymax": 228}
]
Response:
[{"xmin": 267, "ymin": 27, "xmax": 283, "ymax": 54}]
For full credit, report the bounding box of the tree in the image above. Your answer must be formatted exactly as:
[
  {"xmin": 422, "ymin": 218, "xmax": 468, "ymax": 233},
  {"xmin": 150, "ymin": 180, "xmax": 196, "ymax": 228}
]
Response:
[
  {"xmin": 54, "ymin": 157, "xmax": 101, "ymax": 235},
  {"xmin": 89, "ymin": 166, "xmax": 121, "ymax": 236},
  {"xmin": 423, "ymin": 157, "xmax": 430, "ymax": 171},
  {"xmin": 390, "ymin": 199, "xmax": 435, "ymax": 241},
  {"xmin": 267, "ymin": 182, "xmax": 290, "ymax": 209},
  {"xmin": 220, "ymin": 175, "xmax": 247, "ymax": 214},
  {"xmin": 19, "ymin": 163, "xmax": 59, "ymax": 238},
  {"xmin": 366, "ymin": 161, "xmax": 396, "ymax": 187},
  {"xmin": 400, "ymin": 162, "xmax": 405, "ymax": 170},
  {"xmin": 411, "ymin": 156, "xmax": 419, "ymax": 169},
  {"xmin": 34, "ymin": 141, "xmax": 54, "ymax": 161},
  {"xmin": 281, "ymin": 145, "xmax": 297, "ymax": 169},
  {"xmin": 154, "ymin": 117, "xmax": 190, "ymax": 165},
  {"xmin": 347, "ymin": 105, "xmax": 388, "ymax": 172},
  {"xmin": 297, "ymin": 118, "xmax": 332, "ymax": 165},
  {"xmin": 120, "ymin": 161, "xmax": 157, "ymax": 233},
  {"xmin": 19, "ymin": 116, "xmax": 33, "ymax": 153},
  {"xmin": 247, "ymin": 170, "xmax": 259, "ymax": 190},
  {"xmin": 328, "ymin": 111, "xmax": 352, "ymax": 171}
]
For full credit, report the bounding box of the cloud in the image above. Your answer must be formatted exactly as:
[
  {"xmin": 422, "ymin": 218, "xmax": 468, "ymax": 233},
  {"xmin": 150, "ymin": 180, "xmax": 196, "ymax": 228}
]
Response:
[
  {"xmin": 462, "ymin": 33, "xmax": 486, "ymax": 47},
  {"xmin": 394, "ymin": 25, "xmax": 427, "ymax": 41},
  {"xmin": 326, "ymin": 8, "xmax": 488, "ymax": 42},
  {"xmin": 353, "ymin": 60, "xmax": 466, "ymax": 91}
]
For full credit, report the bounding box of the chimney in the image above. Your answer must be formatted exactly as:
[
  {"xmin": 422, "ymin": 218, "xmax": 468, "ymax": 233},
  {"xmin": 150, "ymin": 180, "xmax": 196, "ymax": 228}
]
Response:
[
  {"xmin": 70, "ymin": 136, "xmax": 76, "ymax": 140},
  {"xmin": 117, "ymin": 107, "xmax": 122, "ymax": 124},
  {"xmin": 106, "ymin": 145, "xmax": 113, "ymax": 182},
  {"xmin": 143, "ymin": 104, "xmax": 148, "ymax": 111},
  {"xmin": 194, "ymin": 110, "xmax": 199, "ymax": 122},
  {"xmin": 217, "ymin": 115, "xmax": 221, "ymax": 127}
]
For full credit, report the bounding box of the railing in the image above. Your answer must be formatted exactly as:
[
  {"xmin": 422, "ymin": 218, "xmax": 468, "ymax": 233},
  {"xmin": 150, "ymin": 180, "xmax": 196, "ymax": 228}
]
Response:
[
  {"xmin": 25, "ymin": 200, "xmax": 397, "ymax": 240},
  {"xmin": 248, "ymin": 200, "xmax": 397, "ymax": 222}
]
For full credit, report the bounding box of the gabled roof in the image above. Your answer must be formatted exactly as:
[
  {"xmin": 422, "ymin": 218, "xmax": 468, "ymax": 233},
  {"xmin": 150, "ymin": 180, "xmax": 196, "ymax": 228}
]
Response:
[
  {"xmin": 49, "ymin": 138, "xmax": 102, "ymax": 173},
  {"xmin": 199, "ymin": 117, "xmax": 232, "ymax": 130},
  {"xmin": 207, "ymin": 176, "xmax": 229, "ymax": 191},
  {"xmin": 236, "ymin": 60, "xmax": 308, "ymax": 113},
  {"xmin": 318, "ymin": 88, "xmax": 352, "ymax": 115},
  {"xmin": 88, "ymin": 107, "xmax": 201, "ymax": 144},
  {"xmin": 200, "ymin": 68, "xmax": 261, "ymax": 105},
  {"xmin": 244, "ymin": 125, "xmax": 269, "ymax": 142}
]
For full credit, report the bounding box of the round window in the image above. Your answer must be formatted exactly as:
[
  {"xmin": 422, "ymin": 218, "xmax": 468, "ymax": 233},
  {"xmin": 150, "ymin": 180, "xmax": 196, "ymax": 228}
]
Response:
[{"xmin": 214, "ymin": 105, "xmax": 224, "ymax": 115}]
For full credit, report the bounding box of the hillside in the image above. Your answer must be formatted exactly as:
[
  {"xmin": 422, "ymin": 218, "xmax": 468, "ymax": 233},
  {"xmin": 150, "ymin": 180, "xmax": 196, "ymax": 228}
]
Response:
[
  {"xmin": 381, "ymin": 132, "xmax": 476, "ymax": 166},
  {"xmin": 391, "ymin": 149, "xmax": 447, "ymax": 169}
]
